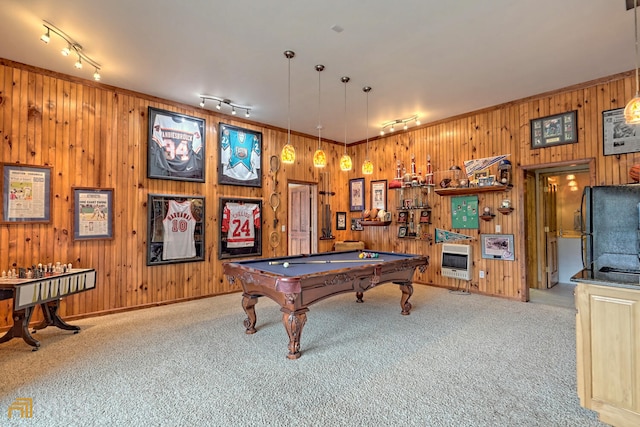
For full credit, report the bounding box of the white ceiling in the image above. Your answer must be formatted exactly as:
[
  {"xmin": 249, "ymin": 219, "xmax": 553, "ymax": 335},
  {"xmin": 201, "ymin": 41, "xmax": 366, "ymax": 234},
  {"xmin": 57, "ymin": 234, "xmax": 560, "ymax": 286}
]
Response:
[{"xmin": 0, "ymin": 0, "xmax": 635, "ymax": 144}]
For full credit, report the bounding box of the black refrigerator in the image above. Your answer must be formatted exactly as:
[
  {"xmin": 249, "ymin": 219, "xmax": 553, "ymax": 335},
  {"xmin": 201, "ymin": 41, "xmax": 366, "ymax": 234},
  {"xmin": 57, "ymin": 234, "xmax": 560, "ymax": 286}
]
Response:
[{"xmin": 578, "ymin": 184, "xmax": 640, "ymax": 285}]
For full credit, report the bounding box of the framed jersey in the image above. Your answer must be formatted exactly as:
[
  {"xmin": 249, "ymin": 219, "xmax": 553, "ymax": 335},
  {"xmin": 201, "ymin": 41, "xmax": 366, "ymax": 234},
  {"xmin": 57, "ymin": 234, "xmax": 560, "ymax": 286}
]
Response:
[
  {"xmin": 219, "ymin": 197, "xmax": 262, "ymax": 259},
  {"xmin": 147, "ymin": 194, "xmax": 205, "ymax": 266},
  {"xmin": 148, "ymin": 107, "xmax": 206, "ymax": 182},
  {"xmin": 218, "ymin": 123, "xmax": 262, "ymax": 188}
]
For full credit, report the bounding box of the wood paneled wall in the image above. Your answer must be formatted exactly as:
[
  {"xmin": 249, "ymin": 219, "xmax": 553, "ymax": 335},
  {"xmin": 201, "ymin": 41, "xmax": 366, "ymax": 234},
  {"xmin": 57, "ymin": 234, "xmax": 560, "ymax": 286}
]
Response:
[{"xmin": 1, "ymin": 59, "xmax": 639, "ymax": 329}]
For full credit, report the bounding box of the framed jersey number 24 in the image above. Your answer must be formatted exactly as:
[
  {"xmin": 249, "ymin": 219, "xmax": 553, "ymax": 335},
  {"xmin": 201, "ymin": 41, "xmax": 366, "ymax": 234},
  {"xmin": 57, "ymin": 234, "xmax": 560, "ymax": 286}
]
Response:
[{"xmin": 219, "ymin": 197, "xmax": 262, "ymax": 259}]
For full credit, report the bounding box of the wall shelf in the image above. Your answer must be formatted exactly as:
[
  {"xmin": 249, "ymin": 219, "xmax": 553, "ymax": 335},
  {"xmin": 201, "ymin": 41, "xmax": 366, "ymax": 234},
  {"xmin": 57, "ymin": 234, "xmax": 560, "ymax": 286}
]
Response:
[
  {"xmin": 434, "ymin": 184, "xmax": 512, "ymax": 196},
  {"xmin": 497, "ymin": 207, "xmax": 514, "ymax": 215},
  {"xmin": 480, "ymin": 214, "xmax": 496, "ymax": 221},
  {"xmin": 359, "ymin": 220, "xmax": 392, "ymax": 227}
]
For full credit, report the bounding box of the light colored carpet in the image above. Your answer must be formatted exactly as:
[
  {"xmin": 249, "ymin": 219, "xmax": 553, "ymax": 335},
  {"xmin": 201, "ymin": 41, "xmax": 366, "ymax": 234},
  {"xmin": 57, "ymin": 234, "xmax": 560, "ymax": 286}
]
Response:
[{"xmin": 0, "ymin": 284, "xmax": 605, "ymax": 427}]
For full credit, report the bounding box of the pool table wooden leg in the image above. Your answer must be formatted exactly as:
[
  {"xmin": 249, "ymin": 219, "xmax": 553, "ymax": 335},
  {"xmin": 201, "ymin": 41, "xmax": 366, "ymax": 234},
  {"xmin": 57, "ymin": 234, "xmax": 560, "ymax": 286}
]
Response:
[
  {"xmin": 398, "ymin": 282, "xmax": 413, "ymax": 315},
  {"xmin": 282, "ymin": 308, "xmax": 308, "ymax": 359},
  {"xmin": 242, "ymin": 293, "xmax": 259, "ymax": 334}
]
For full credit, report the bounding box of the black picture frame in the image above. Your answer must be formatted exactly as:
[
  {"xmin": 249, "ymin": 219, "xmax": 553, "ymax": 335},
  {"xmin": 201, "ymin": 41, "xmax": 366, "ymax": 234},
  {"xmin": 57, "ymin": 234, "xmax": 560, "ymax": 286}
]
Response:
[
  {"xmin": 397, "ymin": 211, "xmax": 408, "ymax": 223},
  {"xmin": 419, "ymin": 210, "xmax": 431, "ymax": 224},
  {"xmin": 351, "ymin": 217, "xmax": 363, "ymax": 231},
  {"xmin": 349, "ymin": 178, "xmax": 365, "ymax": 212},
  {"xmin": 72, "ymin": 187, "xmax": 114, "ymax": 241},
  {"xmin": 530, "ymin": 110, "xmax": 577, "ymax": 149},
  {"xmin": 602, "ymin": 107, "xmax": 640, "ymax": 156},
  {"xmin": 336, "ymin": 212, "xmax": 347, "ymax": 230},
  {"xmin": 219, "ymin": 197, "xmax": 262, "ymax": 259},
  {"xmin": 218, "ymin": 123, "xmax": 262, "ymax": 188},
  {"xmin": 398, "ymin": 226, "xmax": 408, "ymax": 238},
  {"xmin": 370, "ymin": 180, "xmax": 387, "ymax": 211},
  {"xmin": 147, "ymin": 194, "xmax": 205, "ymax": 266},
  {"xmin": 147, "ymin": 107, "xmax": 205, "ymax": 182},
  {"xmin": 1, "ymin": 163, "xmax": 52, "ymax": 224}
]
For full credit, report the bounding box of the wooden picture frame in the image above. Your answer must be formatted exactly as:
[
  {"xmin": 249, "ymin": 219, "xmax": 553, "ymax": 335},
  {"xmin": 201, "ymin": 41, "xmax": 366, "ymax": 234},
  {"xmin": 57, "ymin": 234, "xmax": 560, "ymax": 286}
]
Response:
[
  {"xmin": 148, "ymin": 107, "xmax": 205, "ymax": 182},
  {"xmin": 147, "ymin": 194, "xmax": 205, "ymax": 266},
  {"xmin": 370, "ymin": 180, "xmax": 387, "ymax": 211},
  {"xmin": 602, "ymin": 107, "xmax": 640, "ymax": 156},
  {"xmin": 349, "ymin": 178, "xmax": 365, "ymax": 212},
  {"xmin": 72, "ymin": 187, "xmax": 114, "ymax": 241},
  {"xmin": 530, "ymin": 110, "xmax": 577, "ymax": 149},
  {"xmin": 219, "ymin": 197, "xmax": 262, "ymax": 259},
  {"xmin": 1, "ymin": 163, "xmax": 52, "ymax": 224},
  {"xmin": 336, "ymin": 212, "xmax": 347, "ymax": 230},
  {"xmin": 481, "ymin": 234, "xmax": 515, "ymax": 261},
  {"xmin": 218, "ymin": 123, "xmax": 263, "ymax": 187}
]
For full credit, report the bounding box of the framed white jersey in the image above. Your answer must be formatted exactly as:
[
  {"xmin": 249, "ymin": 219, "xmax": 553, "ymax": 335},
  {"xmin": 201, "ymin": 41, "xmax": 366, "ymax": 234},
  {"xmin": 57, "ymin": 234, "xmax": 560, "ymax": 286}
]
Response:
[
  {"xmin": 218, "ymin": 123, "xmax": 262, "ymax": 188},
  {"xmin": 148, "ymin": 107, "xmax": 205, "ymax": 182},
  {"xmin": 219, "ymin": 197, "xmax": 262, "ymax": 259}
]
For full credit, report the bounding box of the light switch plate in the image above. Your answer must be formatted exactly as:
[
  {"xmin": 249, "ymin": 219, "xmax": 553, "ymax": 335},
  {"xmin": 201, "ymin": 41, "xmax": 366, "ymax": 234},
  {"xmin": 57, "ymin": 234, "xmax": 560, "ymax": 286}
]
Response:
[{"xmin": 495, "ymin": 224, "xmax": 501, "ymax": 233}]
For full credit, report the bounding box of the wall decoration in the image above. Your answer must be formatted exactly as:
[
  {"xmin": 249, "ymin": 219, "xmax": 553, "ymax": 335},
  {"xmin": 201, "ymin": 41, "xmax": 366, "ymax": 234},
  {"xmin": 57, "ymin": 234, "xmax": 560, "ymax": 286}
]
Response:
[
  {"xmin": 218, "ymin": 123, "xmax": 263, "ymax": 187},
  {"xmin": 351, "ymin": 217, "xmax": 363, "ymax": 231},
  {"xmin": 398, "ymin": 226, "xmax": 408, "ymax": 238},
  {"xmin": 147, "ymin": 194, "xmax": 205, "ymax": 266},
  {"xmin": 349, "ymin": 178, "xmax": 365, "ymax": 212},
  {"xmin": 419, "ymin": 210, "xmax": 431, "ymax": 224},
  {"xmin": 370, "ymin": 180, "xmax": 387, "ymax": 211},
  {"xmin": 147, "ymin": 107, "xmax": 205, "ymax": 182},
  {"xmin": 336, "ymin": 212, "xmax": 347, "ymax": 230},
  {"xmin": 481, "ymin": 234, "xmax": 515, "ymax": 261},
  {"xmin": 397, "ymin": 211, "xmax": 408, "ymax": 223},
  {"xmin": 72, "ymin": 187, "xmax": 114, "ymax": 241},
  {"xmin": 602, "ymin": 107, "xmax": 640, "ymax": 156},
  {"xmin": 219, "ymin": 197, "xmax": 262, "ymax": 259},
  {"xmin": 530, "ymin": 110, "xmax": 577, "ymax": 149},
  {"xmin": 1, "ymin": 163, "xmax": 52, "ymax": 224},
  {"xmin": 451, "ymin": 195, "xmax": 479, "ymax": 229}
]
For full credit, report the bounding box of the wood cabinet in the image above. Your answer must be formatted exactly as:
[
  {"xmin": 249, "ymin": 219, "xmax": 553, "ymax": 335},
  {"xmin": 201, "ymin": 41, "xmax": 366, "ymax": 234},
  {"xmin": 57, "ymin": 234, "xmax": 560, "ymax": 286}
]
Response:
[{"xmin": 575, "ymin": 283, "xmax": 640, "ymax": 427}]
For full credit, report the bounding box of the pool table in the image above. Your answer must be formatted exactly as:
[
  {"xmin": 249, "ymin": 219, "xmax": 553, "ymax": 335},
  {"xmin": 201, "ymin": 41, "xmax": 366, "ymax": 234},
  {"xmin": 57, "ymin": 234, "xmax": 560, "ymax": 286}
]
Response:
[{"xmin": 223, "ymin": 250, "xmax": 429, "ymax": 359}]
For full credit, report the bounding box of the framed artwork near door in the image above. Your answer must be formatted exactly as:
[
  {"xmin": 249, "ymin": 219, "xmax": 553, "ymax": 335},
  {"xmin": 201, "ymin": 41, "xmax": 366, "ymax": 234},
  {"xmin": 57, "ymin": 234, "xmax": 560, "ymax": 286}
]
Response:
[
  {"xmin": 530, "ymin": 110, "xmax": 577, "ymax": 149},
  {"xmin": 602, "ymin": 107, "xmax": 640, "ymax": 156},
  {"xmin": 218, "ymin": 197, "xmax": 262, "ymax": 259},
  {"xmin": 481, "ymin": 234, "xmax": 514, "ymax": 261}
]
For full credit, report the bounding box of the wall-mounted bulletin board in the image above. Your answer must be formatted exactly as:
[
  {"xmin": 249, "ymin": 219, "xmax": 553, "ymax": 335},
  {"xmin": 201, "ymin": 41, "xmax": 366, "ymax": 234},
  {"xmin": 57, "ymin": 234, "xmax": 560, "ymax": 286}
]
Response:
[
  {"xmin": 451, "ymin": 195, "xmax": 479, "ymax": 229},
  {"xmin": 147, "ymin": 194, "xmax": 205, "ymax": 265}
]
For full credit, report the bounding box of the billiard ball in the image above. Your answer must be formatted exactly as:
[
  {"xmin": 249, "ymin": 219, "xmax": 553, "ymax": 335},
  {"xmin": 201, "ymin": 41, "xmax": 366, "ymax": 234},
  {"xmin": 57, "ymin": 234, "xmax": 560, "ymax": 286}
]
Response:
[
  {"xmin": 283, "ymin": 262, "xmax": 290, "ymax": 268},
  {"xmin": 359, "ymin": 253, "xmax": 365, "ymax": 259}
]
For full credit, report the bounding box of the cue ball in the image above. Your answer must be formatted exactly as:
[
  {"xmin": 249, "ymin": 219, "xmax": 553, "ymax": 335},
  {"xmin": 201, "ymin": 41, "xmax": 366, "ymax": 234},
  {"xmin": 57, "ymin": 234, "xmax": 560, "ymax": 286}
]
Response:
[{"xmin": 283, "ymin": 262, "xmax": 290, "ymax": 268}]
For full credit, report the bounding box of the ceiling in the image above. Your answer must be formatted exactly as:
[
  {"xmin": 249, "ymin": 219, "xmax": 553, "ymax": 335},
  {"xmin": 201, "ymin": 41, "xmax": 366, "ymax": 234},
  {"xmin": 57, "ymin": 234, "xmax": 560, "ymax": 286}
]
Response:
[{"xmin": 0, "ymin": 0, "xmax": 635, "ymax": 144}]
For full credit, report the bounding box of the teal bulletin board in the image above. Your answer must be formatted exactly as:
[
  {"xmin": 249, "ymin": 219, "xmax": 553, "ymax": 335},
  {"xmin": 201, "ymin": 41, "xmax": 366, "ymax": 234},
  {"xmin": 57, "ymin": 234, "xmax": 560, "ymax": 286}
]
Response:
[{"xmin": 451, "ymin": 195, "xmax": 479, "ymax": 229}]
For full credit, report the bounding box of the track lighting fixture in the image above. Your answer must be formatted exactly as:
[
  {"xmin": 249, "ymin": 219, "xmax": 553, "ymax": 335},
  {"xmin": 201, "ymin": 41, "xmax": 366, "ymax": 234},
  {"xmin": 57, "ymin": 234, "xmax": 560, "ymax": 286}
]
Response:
[
  {"xmin": 379, "ymin": 115, "xmax": 421, "ymax": 135},
  {"xmin": 39, "ymin": 21, "xmax": 101, "ymax": 81},
  {"xmin": 198, "ymin": 95, "xmax": 252, "ymax": 118}
]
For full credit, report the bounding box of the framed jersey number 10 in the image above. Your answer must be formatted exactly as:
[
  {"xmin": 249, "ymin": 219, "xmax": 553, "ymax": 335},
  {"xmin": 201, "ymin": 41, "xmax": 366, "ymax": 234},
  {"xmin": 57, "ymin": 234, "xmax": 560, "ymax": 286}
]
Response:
[
  {"xmin": 147, "ymin": 194, "xmax": 205, "ymax": 266},
  {"xmin": 219, "ymin": 197, "xmax": 262, "ymax": 259}
]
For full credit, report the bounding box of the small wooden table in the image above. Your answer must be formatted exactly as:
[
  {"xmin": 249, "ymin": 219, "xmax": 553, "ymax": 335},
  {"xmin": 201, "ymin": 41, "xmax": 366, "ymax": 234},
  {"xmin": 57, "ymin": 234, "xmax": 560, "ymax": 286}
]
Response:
[{"xmin": 0, "ymin": 269, "xmax": 96, "ymax": 350}]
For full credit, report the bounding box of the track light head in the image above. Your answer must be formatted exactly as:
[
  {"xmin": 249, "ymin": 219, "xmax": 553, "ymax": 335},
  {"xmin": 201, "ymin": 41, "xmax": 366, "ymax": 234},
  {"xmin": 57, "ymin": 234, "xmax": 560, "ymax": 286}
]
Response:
[
  {"xmin": 40, "ymin": 27, "xmax": 50, "ymax": 44},
  {"xmin": 199, "ymin": 98, "xmax": 205, "ymax": 108}
]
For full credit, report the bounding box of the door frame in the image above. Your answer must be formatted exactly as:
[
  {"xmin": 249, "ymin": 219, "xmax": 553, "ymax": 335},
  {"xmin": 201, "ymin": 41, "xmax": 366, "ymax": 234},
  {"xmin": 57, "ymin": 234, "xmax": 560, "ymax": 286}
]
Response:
[
  {"xmin": 521, "ymin": 158, "xmax": 595, "ymax": 300},
  {"xmin": 287, "ymin": 180, "xmax": 318, "ymax": 255}
]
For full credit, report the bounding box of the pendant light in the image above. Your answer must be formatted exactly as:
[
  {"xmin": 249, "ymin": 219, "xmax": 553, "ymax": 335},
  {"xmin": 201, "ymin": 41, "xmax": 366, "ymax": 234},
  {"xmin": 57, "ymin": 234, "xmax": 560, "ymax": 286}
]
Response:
[
  {"xmin": 281, "ymin": 50, "xmax": 296, "ymax": 164},
  {"xmin": 339, "ymin": 76, "xmax": 352, "ymax": 172},
  {"xmin": 626, "ymin": 0, "xmax": 640, "ymax": 124},
  {"xmin": 313, "ymin": 65, "xmax": 327, "ymax": 168},
  {"xmin": 362, "ymin": 86, "xmax": 373, "ymax": 175}
]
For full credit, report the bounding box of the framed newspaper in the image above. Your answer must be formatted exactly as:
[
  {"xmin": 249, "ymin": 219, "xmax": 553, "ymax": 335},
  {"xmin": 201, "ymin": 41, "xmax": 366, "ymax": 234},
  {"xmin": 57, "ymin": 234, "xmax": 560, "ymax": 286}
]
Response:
[
  {"xmin": 147, "ymin": 107, "xmax": 206, "ymax": 182},
  {"xmin": 1, "ymin": 163, "xmax": 52, "ymax": 224},
  {"xmin": 147, "ymin": 194, "xmax": 205, "ymax": 266},
  {"xmin": 602, "ymin": 108, "xmax": 640, "ymax": 156},
  {"xmin": 218, "ymin": 197, "xmax": 262, "ymax": 259},
  {"xmin": 72, "ymin": 187, "xmax": 114, "ymax": 241},
  {"xmin": 218, "ymin": 123, "xmax": 263, "ymax": 188}
]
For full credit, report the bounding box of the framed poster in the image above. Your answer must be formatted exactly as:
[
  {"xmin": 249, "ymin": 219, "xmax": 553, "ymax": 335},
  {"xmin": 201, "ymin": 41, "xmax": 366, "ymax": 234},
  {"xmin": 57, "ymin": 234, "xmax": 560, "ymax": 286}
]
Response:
[
  {"xmin": 219, "ymin": 123, "xmax": 262, "ymax": 187},
  {"xmin": 349, "ymin": 178, "xmax": 365, "ymax": 212},
  {"xmin": 481, "ymin": 234, "xmax": 515, "ymax": 261},
  {"xmin": 451, "ymin": 195, "xmax": 479, "ymax": 229},
  {"xmin": 370, "ymin": 180, "xmax": 387, "ymax": 211},
  {"xmin": 602, "ymin": 107, "xmax": 640, "ymax": 156},
  {"xmin": 148, "ymin": 107, "xmax": 205, "ymax": 182},
  {"xmin": 530, "ymin": 110, "xmax": 577, "ymax": 149},
  {"xmin": 219, "ymin": 197, "xmax": 262, "ymax": 259},
  {"xmin": 147, "ymin": 194, "xmax": 205, "ymax": 266},
  {"xmin": 336, "ymin": 212, "xmax": 347, "ymax": 230},
  {"xmin": 72, "ymin": 187, "xmax": 114, "ymax": 241},
  {"xmin": 1, "ymin": 163, "xmax": 52, "ymax": 224},
  {"xmin": 351, "ymin": 217, "xmax": 363, "ymax": 231}
]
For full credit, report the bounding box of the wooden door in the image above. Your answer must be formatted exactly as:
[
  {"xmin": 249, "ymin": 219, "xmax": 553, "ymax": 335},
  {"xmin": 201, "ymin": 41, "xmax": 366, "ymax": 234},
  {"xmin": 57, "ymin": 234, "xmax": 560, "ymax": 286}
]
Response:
[
  {"xmin": 543, "ymin": 178, "xmax": 559, "ymax": 288},
  {"xmin": 288, "ymin": 184, "xmax": 311, "ymax": 255}
]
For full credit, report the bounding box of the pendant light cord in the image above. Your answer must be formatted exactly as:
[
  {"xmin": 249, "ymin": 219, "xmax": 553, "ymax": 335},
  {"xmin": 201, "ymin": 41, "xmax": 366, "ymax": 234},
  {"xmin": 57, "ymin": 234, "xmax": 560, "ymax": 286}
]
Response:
[{"xmin": 636, "ymin": 0, "xmax": 639, "ymax": 96}]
